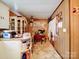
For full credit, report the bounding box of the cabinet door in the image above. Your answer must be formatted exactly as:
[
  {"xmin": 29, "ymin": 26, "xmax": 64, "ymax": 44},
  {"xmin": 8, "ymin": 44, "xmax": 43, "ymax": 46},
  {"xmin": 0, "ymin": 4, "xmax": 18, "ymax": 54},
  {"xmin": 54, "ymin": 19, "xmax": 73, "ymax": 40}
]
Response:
[
  {"xmin": 10, "ymin": 19, "xmax": 15, "ymax": 30},
  {"xmin": 17, "ymin": 20, "xmax": 21, "ymax": 34},
  {"xmin": 22, "ymin": 20, "xmax": 24, "ymax": 33},
  {"xmin": 0, "ymin": 2, "xmax": 9, "ymax": 29},
  {"xmin": 0, "ymin": 41, "xmax": 21, "ymax": 59}
]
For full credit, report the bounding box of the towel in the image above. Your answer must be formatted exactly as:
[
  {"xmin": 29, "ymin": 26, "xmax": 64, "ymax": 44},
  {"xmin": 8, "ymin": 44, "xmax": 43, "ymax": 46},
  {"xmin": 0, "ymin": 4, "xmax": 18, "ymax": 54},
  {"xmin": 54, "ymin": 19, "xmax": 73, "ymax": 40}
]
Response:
[{"xmin": 48, "ymin": 17, "xmax": 58, "ymax": 41}]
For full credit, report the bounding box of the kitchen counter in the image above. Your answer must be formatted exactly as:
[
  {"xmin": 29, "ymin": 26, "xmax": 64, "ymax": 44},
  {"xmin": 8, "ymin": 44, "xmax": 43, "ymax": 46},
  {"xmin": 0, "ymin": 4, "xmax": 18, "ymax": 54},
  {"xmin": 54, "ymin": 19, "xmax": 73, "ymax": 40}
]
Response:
[
  {"xmin": 0, "ymin": 38, "xmax": 22, "ymax": 41},
  {"xmin": 0, "ymin": 37, "xmax": 32, "ymax": 52},
  {"xmin": 0, "ymin": 40, "xmax": 21, "ymax": 59},
  {"xmin": 0, "ymin": 37, "xmax": 32, "ymax": 59}
]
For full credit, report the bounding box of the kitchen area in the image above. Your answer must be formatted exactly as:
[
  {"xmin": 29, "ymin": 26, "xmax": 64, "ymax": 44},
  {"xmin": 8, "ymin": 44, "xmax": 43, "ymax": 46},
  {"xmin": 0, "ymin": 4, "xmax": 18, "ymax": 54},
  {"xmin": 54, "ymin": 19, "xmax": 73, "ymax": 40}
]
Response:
[{"xmin": 0, "ymin": 1, "xmax": 32, "ymax": 59}]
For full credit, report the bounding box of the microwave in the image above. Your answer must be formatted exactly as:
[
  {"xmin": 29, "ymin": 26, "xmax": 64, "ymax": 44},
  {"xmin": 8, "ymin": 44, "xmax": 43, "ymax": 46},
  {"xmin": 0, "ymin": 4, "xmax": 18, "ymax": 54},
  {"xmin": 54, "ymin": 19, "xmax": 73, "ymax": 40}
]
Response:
[{"xmin": 3, "ymin": 30, "xmax": 16, "ymax": 38}]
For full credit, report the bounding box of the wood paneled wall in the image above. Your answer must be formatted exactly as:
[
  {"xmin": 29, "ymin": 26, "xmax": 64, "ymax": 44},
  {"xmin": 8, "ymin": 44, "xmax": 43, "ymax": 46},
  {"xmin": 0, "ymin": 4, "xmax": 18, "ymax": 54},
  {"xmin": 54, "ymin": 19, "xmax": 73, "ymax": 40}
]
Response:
[
  {"xmin": 51, "ymin": 0, "xmax": 70, "ymax": 59},
  {"xmin": 51, "ymin": 0, "xmax": 79, "ymax": 59}
]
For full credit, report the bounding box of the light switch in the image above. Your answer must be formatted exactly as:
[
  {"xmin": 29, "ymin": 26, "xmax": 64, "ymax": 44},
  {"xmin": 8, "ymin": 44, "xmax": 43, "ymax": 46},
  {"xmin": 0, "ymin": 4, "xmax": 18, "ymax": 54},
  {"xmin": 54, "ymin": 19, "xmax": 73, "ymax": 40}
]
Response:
[{"xmin": 63, "ymin": 28, "xmax": 67, "ymax": 32}]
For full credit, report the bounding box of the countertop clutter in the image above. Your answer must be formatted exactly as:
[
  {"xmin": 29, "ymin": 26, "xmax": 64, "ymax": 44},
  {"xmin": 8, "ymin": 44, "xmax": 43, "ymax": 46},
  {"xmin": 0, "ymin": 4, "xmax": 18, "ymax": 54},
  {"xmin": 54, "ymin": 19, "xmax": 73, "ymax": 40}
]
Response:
[{"xmin": 0, "ymin": 32, "xmax": 32, "ymax": 59}]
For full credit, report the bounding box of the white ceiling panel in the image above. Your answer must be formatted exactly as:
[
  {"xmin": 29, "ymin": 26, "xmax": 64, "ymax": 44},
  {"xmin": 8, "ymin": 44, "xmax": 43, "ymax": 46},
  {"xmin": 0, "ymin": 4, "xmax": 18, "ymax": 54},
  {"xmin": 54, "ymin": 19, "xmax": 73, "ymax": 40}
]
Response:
[{"xmin": 1, "ymin": 0, "xmax": 62, "ymax": 19}]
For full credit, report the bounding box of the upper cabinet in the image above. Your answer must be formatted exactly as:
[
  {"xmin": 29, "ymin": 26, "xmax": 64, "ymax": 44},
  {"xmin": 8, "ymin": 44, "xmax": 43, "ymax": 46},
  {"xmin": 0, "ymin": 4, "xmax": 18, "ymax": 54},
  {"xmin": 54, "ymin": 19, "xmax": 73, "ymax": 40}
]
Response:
[
  {"xmin": 0, "ymin": 2, "xmax": 9, "ymax": 29},
  {"xmin": 9, "ymin": 10, "xmax": 28, "ymax": 34},
  {"xmin": 9, "ymin": 16, "xmax": 28, "ymax": 34}
]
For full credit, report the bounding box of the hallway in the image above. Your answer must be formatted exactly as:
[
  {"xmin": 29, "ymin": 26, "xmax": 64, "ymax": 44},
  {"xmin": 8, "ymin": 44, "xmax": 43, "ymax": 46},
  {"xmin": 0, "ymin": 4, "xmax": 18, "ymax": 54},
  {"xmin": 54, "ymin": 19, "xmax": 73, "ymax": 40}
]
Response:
[
  {"xmin": 0, "ymin": 0, "xmax": 79, "ymax": 59},
  {"xmin": 32, "ymin": 40, "xmax": 61, "ymax": 59}
]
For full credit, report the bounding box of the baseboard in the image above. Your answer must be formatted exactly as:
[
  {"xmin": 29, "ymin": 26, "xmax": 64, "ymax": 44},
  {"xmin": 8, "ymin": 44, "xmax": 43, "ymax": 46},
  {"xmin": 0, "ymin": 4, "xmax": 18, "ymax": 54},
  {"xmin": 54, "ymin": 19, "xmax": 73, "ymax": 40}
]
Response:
[{"xmin": 50, "ymin": 40, "xmax": 63, "ymax": 59}]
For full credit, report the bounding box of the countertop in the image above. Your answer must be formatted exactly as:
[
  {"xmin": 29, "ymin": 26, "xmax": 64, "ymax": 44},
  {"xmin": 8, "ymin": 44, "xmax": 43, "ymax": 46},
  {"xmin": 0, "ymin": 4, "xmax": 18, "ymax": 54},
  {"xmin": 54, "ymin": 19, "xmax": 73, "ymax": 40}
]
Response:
[
  {"xmin": 0, "ymin": 38, "xmax": 32, "ymax": 52},
  {"xmin": 0, "ymin": 38, "xmax": 22, "ymax": 41}
]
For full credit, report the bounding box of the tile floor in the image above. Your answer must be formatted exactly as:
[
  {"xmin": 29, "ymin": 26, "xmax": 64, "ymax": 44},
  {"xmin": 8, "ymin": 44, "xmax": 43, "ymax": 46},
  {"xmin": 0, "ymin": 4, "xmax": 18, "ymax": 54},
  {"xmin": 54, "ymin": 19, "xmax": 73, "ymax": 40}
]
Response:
[{"xmin": 31, "ymin": 40, "xmax": 61, "ymax": 59}]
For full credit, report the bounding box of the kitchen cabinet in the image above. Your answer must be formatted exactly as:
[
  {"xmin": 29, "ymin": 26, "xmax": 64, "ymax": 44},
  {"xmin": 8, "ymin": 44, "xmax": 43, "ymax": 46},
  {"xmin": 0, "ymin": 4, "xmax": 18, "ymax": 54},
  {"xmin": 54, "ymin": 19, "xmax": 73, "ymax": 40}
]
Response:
[
  {"xmin": 0, "ymin": 2, "xmax": 9, "ymax": 29},
  {"xmin": 0, "ymin": 40, "xmax": 21, "ymax": 59},
  {"xmin": 9, "ymin": 16, "xmax": 27, "ymax": 34}
]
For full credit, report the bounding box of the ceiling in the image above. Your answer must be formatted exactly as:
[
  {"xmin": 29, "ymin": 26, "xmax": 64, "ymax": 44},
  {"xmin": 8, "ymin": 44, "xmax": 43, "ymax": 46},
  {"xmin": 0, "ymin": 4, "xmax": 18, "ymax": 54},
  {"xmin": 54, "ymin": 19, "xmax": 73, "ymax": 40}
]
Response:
[{"xmin": 1, "ymin": 0, "xmax": 62, "ymax": 19}]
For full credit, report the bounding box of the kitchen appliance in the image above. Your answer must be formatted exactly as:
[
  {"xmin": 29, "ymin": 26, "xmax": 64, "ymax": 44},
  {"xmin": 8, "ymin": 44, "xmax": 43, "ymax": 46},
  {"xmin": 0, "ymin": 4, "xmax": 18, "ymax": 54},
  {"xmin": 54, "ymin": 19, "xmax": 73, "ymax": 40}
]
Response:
[{"xmin": 2, "ymin": 30, "xmax": 16, "ymax": 39}]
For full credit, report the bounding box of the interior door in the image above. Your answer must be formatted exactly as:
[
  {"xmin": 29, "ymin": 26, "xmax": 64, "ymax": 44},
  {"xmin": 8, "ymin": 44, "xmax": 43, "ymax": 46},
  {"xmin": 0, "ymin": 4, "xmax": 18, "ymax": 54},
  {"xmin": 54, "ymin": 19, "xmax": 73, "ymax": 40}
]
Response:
[{"xmin": 70, "ymin": 0, "xmax": 79, "ymax": 59}]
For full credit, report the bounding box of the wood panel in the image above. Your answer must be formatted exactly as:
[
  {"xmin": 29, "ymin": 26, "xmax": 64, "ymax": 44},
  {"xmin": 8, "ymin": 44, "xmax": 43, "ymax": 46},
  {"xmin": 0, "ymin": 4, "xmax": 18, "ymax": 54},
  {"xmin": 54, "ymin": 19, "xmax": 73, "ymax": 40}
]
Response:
[
  {"xmin": 9, "ymin": 11, "xmax": 17, "ymax": 16},
  {"xmin": 28, "ymin": 18, "xmax": 48, "ymax": 37},
  {"xmin": 50, "ymin": 0, "xmax": 70, "ymax": 59},
  {"xmin": 70, "ymin": 0, "xmax": 79, "ymax": 59}
]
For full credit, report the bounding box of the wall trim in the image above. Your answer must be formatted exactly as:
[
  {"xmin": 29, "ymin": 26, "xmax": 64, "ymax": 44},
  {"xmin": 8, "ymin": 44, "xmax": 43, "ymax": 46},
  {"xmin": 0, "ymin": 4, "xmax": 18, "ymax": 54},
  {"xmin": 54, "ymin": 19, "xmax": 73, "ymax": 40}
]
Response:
[
  {"xmin": 49, "ymin": 0, "xmax": 64, "ymax": 21},
  {"xmin": 50, "ymin": 41, "xmax": 63, "ymax": 59},
  {"xmin": 69, "ymin": 0, "xmax": 71, "ymax": 59}
]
